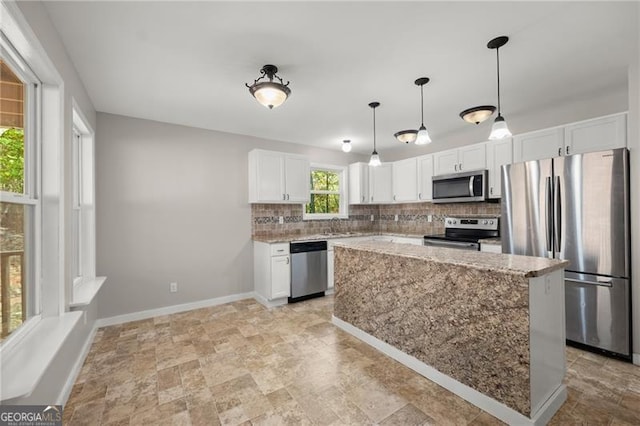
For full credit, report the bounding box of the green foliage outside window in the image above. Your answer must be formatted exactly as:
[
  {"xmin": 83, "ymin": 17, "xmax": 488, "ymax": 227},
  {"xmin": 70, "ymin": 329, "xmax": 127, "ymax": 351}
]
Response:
[
  {"xmin": 0, "ymin": 128, "xmax": 24, "ymax": 193},
  {"xmin": 305, "ymin": 169, "xmax": 341, "ymax": 214}
]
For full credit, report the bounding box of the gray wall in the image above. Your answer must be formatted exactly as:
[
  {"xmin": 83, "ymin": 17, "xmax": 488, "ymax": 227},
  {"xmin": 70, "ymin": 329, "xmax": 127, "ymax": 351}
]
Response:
[{"xmin": 95, "ymin": 113, "xmax": 366, "ymax": 319}]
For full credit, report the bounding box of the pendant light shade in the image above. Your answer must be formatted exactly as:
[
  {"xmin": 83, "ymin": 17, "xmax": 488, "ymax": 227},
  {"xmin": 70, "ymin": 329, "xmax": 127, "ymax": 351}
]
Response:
[
  {"xmin": 487, "ymin": 36, "xmax": 512, "ymax": 140},
  {"xmin": 368, "ymin": 102, "xmax": 381, "ymax": 167},
  {"xmin": 341, "ymin": 139, "xmax": 352, "ymax": 153},
  {"xmin": 459, "ymin": 105, "xmax": 496, "ymax": 124},
  {"xmin": 245, "ymin": 65, "xmax": 291, "ymax": 109},
  {"xmin": 415, "ymin": 77, "xmax": 432, "ymax": 145}
]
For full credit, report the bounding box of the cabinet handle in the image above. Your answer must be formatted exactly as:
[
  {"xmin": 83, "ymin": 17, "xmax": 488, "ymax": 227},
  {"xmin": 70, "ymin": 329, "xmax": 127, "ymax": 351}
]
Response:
[
  {"xmin": 283, "ymin": 194, "xmax": 286, "ymax": 200},
  {"xmin": 558, "ymin": 147, "xmax": 562, "ymax": 156},
  {"xmin": 418, "ymin": 192, "xmax": 421, "ymax": 200},
  {"xmin": 393, "ymin": 195, "xmax": 396, "ymax": 201},
  {"xmin": 459, "ymin": 163, "xmax": 462, "ymax": 171},
  {"xmin": 490, "ymin": 187, "xmax": 493, "ymax": 195},
  {"xmin": 454, "ymin": 164, "xmax": 458, "ymax": 171},
  {"xmin": 362, "ymin": 195, "xmax": 365, "ymax": 203},
  {"xmin": 566, "ymin": 146, "xmax": 570, "ymax": 155},
  {"xmin": 286, "ymin": 257, "xmax": 289, "ymax": 264},
  {"xmin": 286, "ymin": 194, "xmax": 290, "ymax": 200}
]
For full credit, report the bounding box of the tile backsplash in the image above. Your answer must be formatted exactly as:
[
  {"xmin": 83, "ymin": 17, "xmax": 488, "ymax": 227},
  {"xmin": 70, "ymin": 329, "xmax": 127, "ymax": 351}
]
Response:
[{"xmin": 251, "ymin": 201, "xmax": 501, "ymax": 239}]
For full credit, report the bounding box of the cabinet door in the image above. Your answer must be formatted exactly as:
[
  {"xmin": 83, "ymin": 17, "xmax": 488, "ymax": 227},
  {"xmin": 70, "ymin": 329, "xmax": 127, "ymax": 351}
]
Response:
[
  {"xmin": 369, "ymin": 163, "xmax": 393, "ymax": 203},
  {"xmin": 513, "ymin": 128, "xmax": 563, "ymax": 163},
  {"xmin": 459, "ymin": 143, "xmax": 487, "ymax": 172},
  {"xmin": 486, "ymin": 138, "xmax": 513, "ymax": 198},
  {"xmin": 327, "ymin": 250, "xmax": 334, "ymax": 289},
  {"xmin": 392, "ymin": 158, "xmax": 418, "ymax": 202},
  {"xmin": 348, "ymin": 162, "xmax": 369, "ymax": 204},
  {"xmin": 417, "ymin": 154, "xmax": 433, "ymax": 201},
  {"xmin": 433, "ymin": 149, "xmax": 459, "ymax": 175},
  {"xmin": 254, "ymin": 151, "xmax": 285, "ymax": 202},
  {"xmin": 270, "ymin": 255, "xmax": 290, "ymax": 299},
  {"xmin": 284, "ymin": 155, "xmax": 310, "ymax": 203},
  {"xmin": 564, "ymin": 114, "xmax": 626, "ymax": 156}
]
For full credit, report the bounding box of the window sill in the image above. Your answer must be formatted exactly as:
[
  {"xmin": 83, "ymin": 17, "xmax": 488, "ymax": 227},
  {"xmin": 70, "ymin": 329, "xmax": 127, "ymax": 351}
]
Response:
[
  {"xmin": 0, "ymin": 311, "xmax": 83, "ymax": 401},
  {"xmin": 70, "ymin": 276, "xmax": 107, "ymax": 308}
]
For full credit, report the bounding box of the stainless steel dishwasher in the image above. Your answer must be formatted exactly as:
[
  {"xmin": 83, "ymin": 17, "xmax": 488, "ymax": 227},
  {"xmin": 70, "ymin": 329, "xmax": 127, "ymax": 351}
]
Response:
[{"xmin": 289, "ymin": 240, "xmax": 327, "ymax": 303}]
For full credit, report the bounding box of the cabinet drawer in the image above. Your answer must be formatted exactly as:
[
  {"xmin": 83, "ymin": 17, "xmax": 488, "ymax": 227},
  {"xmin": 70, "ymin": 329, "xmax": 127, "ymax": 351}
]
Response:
[{"xmin": 270, "ymin": 243, "xmax": 290, "ymax": 256}]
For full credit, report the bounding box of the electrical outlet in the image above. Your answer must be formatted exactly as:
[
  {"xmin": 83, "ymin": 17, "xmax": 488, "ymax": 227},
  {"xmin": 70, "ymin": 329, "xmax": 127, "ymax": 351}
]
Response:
[
  {"xmin": 279, "ymin": 216, "xmax": 284, "ymax": 225},
  {"xmin": 370, "ymin": 214, "xmax": 374, "ymax": 221},
  {"xmin": 170, "ymin": 282, "xmax": 178, "ymax": 293},
  {"xmin": 394, "ymin": 214, "xmax": 399, "ymax": 222},
  {"xmin": 427, "ymin": 214, "xmax": 432, "ymax": 223}
]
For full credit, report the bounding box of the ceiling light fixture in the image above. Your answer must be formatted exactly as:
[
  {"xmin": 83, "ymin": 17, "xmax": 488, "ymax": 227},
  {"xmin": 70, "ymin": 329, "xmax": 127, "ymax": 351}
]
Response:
[
  {"xmin": 245, "ymin": 64, "xmax": 291, "ymax": 109},
  {"xmin": 342, "ymin": 139, "xmax": 352, "ymax": 153},
  {"xmin": 368, "ymin": 102, "xmax": 381, "ymax": 167},
  {"xmin": 394, "ymin": 130, "xmax": 418, "ymax": 144},
  {"xmin": 487, "ymin": 36, "xmax": 512, "ymax": 139},
  {"xmin": 459, "ymin": 105, "xmax": 496, "ymax": 124},
  {"xmin": 414, "ymin": 77, "xmax": 432, "ymax": 145}
]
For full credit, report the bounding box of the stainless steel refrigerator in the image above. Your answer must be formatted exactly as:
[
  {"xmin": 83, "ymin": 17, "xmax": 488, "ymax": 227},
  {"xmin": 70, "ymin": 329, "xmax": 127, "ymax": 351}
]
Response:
[{"xmin": 501, "ymin": 148, "xmax": 631, "ymax": 359}]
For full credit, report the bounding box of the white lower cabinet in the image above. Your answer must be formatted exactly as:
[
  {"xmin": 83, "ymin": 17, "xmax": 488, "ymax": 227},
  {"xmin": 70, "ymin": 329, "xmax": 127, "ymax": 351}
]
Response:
[
  {"xmin": 327, "ymin": 249, "xmax": 335, "ymax": 290},
  {"xmin": 254, "ymin": 242, "xmax": 290, "ymax": 306}
]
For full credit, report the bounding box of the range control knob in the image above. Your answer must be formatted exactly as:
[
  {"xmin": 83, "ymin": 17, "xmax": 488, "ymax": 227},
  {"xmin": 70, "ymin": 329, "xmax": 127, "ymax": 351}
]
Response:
[
  {"xmin": 483, "ymin": 220, "xmax": 488, "ymax": 225},
  {"xmin": 489, "ymin": 220, "xmax": 494, "ymax": 225},
  {"xmin": 452, "ymin": 220, "xmax": 457, "ymax": 224}
]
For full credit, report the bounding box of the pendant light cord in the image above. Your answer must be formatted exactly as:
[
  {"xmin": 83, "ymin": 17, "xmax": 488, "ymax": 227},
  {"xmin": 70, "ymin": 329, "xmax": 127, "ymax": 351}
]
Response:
[
  {"xmin": 373, "ymin": 106, "xmax": 377, "ymax": 151},
  {"xmin": 420, "ymin": 84, "xmax": 425, "ymax": 127},
  {"xmin": 496, "ymin": 47, "xmax": 501, "ymax": 116}
]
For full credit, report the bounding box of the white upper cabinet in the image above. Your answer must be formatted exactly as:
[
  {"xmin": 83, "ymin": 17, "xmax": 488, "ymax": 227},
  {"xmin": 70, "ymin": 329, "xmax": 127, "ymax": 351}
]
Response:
[
  {"xmin": 434, "ymin": 144, "xmax": 486, "ymax": 176},
  {"xmin": 564, "ymin": 113, "xmax": 626, "ymax": 156},
  {"xmin": 392, "ymin": 158, "xmax": 418, "ymax": 202},
  {"xmin": 433, "ymin": 148, "xmax": 460, "ymax": 175},
  {"xmin": 417, "ymin": 154, "xmax": 433, "ymax": 201},
  {"xmin": 369, "ymin": 163, "xmax": 393, "ymax": 204},
  {"xmin": 513, "ymin": 128, "xmax": 564, "ymax": 163},
  {"xmin": 486, "ymin": 138, "xmax": 513, "ymax": 199},
  {"xmin": 248, "ymin": 149, "xmax": 310, "ymax": 203},
  {"xmin": 348, "ymin": 162, "xmax": 369, "ymax": 205}
]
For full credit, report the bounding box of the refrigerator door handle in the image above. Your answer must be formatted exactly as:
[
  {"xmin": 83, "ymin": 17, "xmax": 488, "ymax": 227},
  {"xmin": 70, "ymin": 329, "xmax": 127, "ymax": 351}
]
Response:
[
  {"xmin": 565, "ymin": 277, "xmax": 613, "ymax": 288},
  {"xmin": 554, "ymin": 176, "xmax": 562, "ymax": 253},
  {"xmin": 546, "ymin": 177, "xmax": 553, "ymax": 252}
]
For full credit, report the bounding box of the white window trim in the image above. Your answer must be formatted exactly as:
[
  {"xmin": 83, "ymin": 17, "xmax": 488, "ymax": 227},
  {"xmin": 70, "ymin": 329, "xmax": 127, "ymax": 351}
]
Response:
[{"xmin": 303, "ymin": 163, "xmax": 349, "ymax": 220}]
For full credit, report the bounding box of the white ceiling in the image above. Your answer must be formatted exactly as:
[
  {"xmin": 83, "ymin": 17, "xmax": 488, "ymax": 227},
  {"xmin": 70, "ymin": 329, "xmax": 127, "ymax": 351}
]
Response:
[{"xmin": 44, "ymin": 1, "xmax": 637, "ymax": 155}]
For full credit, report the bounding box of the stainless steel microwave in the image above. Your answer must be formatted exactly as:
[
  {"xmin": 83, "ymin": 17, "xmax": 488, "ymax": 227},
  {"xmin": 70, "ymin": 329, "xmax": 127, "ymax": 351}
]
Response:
[{"xmin": 432, "ymin": 170, "xmax": 487, "ymax": 203}]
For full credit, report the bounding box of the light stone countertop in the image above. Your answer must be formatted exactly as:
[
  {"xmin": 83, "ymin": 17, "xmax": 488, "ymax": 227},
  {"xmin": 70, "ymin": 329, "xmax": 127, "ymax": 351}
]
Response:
[
  {"xmin": 334, "ymin": 240, "xmax": 568, "ymax": 278},
  {"xmin": 478, "ymin": 237, "xmax": 502, "ymax": 245},
  {"xmin": 252, "ymin": 231, "xmax": 425, "ymax": 244}
]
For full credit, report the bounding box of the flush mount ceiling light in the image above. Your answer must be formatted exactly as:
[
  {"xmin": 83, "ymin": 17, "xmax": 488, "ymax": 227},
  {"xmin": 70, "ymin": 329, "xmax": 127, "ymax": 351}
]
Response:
[
  {"xmin": 245, "ymin": 64, "xmax": 291, "ymax": 109},
  {"xmin": 459, "ymin": 105, "xmax": 496, "ymax": 124},
  {"xmin": 487, "ymin": 36, "xmax": 512, "ymax": 139},
  {"xmin": 414, "ymin": 77, "xmax": 432, "ymax": 145},
  {"xmin": 342, "ymin": 139, "xmax": 352, "ymax": 153},
  {"xmin": 368, "ymin": 102, "xmax": 381, "ymax": 167},
  {"xmin": 394, "ymin": 130, "xmax": 418, "ymax": 144}
]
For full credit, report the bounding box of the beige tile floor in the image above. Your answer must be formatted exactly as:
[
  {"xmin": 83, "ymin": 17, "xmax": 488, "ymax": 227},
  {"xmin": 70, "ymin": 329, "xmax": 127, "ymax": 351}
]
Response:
[{"xmin": 64, "ymin": 296, "xmax": 640, "ymax": 425}]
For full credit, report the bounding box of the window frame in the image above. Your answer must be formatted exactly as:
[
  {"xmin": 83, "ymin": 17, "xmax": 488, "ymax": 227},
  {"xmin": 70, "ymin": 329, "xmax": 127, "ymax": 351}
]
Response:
[
  {"xmin": 303, "ymin": 163, "xmax": 349, "ymax": 220},
  {"xmin": 0, "ymin": 33, "xmax": 43, "ymax": 344}
]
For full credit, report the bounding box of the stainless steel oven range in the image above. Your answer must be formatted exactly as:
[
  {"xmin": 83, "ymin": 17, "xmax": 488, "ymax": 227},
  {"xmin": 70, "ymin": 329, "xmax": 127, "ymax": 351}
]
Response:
[{"xmin": 423, "ymin": 217, "xmax": 499, "ymax": 251}]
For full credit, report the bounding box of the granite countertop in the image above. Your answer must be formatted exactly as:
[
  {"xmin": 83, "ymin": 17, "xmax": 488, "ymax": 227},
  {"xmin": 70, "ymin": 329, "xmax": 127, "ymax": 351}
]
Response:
[
  {"xmin": 479, "ymin": 237, "xmax": 502, "ymax": 245},
  {"xmin": 334, "ymin": 240, "xmax": 568, "ymax": 278},
  {"xmin": 252, "ymin": 232, "xmax": 426, "ymax": 244}
]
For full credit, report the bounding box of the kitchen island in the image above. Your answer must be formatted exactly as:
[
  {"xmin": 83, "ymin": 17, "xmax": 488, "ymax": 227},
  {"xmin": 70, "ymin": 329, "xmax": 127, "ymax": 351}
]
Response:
[{"xmin": 332, "ymin": 240, "xmax": 569, "ymax": 426}]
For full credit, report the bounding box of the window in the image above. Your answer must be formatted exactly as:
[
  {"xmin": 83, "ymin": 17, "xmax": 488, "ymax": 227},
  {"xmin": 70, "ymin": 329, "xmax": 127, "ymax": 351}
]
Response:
[
  {"xmin": 71, "ymin": 107, "xmax": 96, "ymax": 291},
  {"xmin": 303, "ymin": 165, "xmax": 348, "ymax": 219},
  {"xmin": 0, "ymin": 51, "xmax": 40, "ymax": 341}
]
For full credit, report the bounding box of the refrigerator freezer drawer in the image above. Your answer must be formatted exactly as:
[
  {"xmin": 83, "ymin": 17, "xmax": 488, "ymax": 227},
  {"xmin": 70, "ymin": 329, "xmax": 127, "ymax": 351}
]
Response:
[{"xmin": 565, "ymin": 274, "xmax": 630, "ymax": 356}]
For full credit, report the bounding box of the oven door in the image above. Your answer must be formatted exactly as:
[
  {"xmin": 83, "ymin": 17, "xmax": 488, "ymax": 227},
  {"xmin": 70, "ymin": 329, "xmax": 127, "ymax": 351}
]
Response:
[
  {"xmin": 423, "ymin": 238, "xmax": 480, "ymax": 251},
  {"xmin": 432, "ymin": 170, "xmax": 486, "ymax": 203}
]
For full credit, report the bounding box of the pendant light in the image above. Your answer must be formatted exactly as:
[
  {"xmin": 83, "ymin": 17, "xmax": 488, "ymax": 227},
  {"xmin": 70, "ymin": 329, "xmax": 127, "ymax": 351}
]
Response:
[
  {"xmin": 415, "ymin": 77, "xmax": 432, "ymax": 145},
  {"xmin": 341, "ymin": 139, "xmax": 352, "ymax": 153},
  {"xmin": 487, "ymin": 37, "xmax": 512, "ymax": 139},
  {"xmin": 394, "ymin": 130, "xmax": 418, "ymax": 144},
  {"xmin": 459, "ymin": 105, "xmax": 496, "ymax": 124},
  {"xmin": 245, "ymin": 64, "xmax": 291, "ymax": 109},
  {"xmin": 368, "ymin": 102, "xmax": 381, "ymax": 167}
]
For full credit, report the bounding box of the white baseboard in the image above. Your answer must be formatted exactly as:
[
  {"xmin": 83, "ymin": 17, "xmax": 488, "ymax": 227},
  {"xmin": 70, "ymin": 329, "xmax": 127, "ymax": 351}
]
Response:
[
  {"xmin": 332, "ymin": 315, "xmax": 566, "ymax": 426},
  {"xmin": 95, "ymin": 292, "xmax": 255, "ymax": 328},
  {"xmin": 57, "ymin": 324, "xmax": 98, "ymax": 406},
  {"xmin": 634, "ymin": 353, "xmax": 640, "ymax": 366},
  {"xmin": 253, "ymin": 293, "xmax": 288, "ymax": 309}
]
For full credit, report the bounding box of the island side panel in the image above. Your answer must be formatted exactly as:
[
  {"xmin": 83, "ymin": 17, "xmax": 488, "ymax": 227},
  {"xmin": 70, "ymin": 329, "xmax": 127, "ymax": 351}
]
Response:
[{"xmin": 333, "ymin": 245, "xmax": 532, "ymax": 416}]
